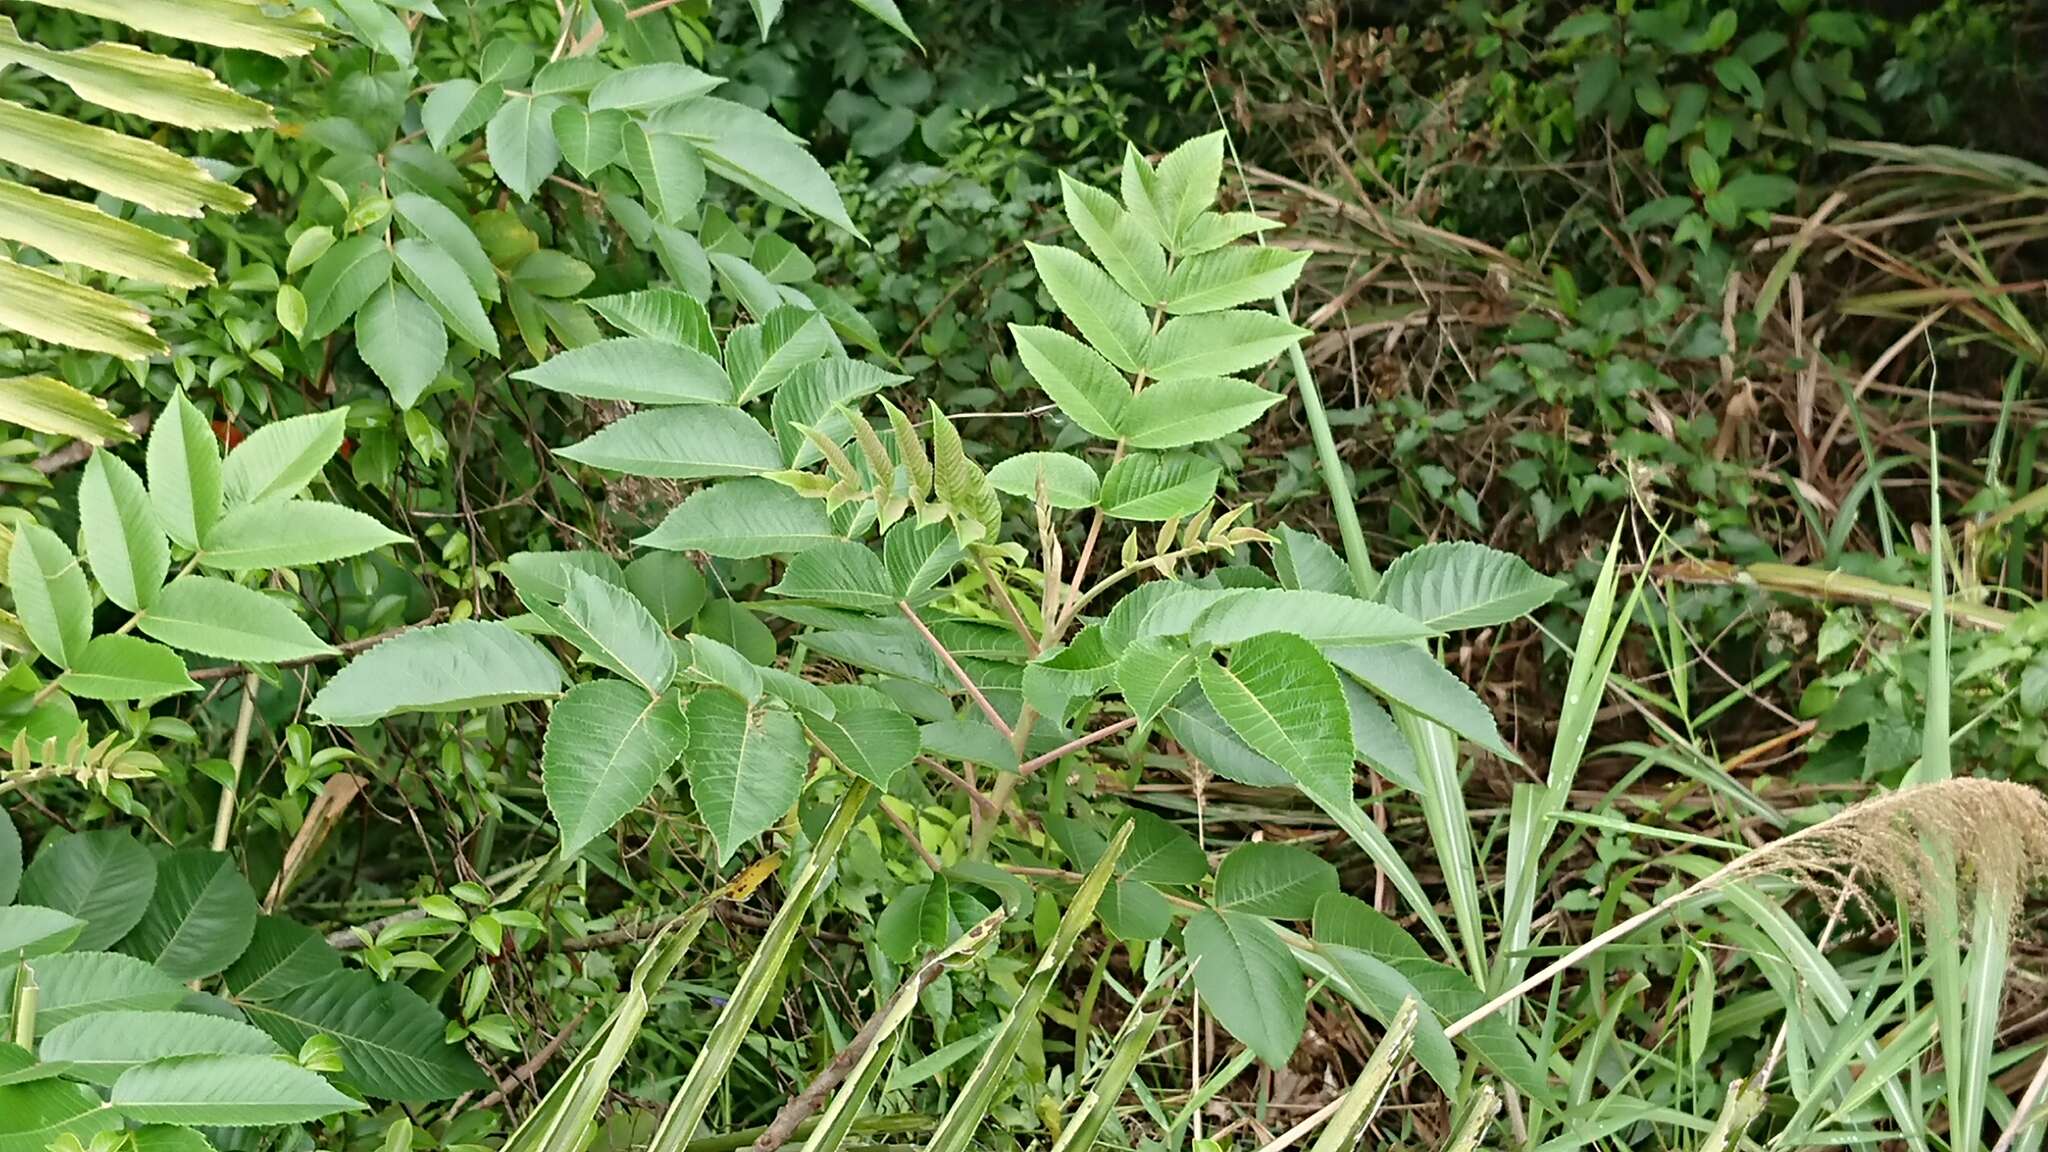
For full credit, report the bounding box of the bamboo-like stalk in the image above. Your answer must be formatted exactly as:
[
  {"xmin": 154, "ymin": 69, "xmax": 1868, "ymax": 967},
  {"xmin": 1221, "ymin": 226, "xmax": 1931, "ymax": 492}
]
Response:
[{"xmin": 1273, "ymin": 291, "xmax": 1377, "ymax": 598}]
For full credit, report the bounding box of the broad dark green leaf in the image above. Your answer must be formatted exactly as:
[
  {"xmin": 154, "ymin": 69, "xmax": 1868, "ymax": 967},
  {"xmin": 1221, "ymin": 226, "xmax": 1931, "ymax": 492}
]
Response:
[
  {"xmin": 1184, "ymin": 909, "xmax": 1302, "ymax": 1066},
  {"xmin": 544, "ymin": 682, "xmax": 691, "ymax": 859},
  {"xmin": 1215, "ymin": 842, "xmax": 1338, "ymax": 918},
  {"xmin": 19, "ymin": 831, "xmax": 156, "ymax": 950},
  {"xmin": 118, "ymin": 848, "xmax": 259, "ymax": 979},
  {"xmin": 514, "ymin": 337, "xmax": 731, "ymax": 405},
  {"xmin": 110, "ymin": 1053, "xmax": 365, "ymax": 1125},
  {"xmin": 682, "ymin": 691, "xmax": 807, "ymax": 865},
  {"xmin": 238, "ymin": 968, "xmax": 488, "ymax": 1101},
  {"xmin": 40, "ymin": 1011, "xmax": 283, "ymax": 1084},
  {"xmin": 309, "ymin": 620, "xmax": 564, "ymax": 725},
  {"xmin": 802, "ymin": 706, "xmax": 918, "ymax": 788}
]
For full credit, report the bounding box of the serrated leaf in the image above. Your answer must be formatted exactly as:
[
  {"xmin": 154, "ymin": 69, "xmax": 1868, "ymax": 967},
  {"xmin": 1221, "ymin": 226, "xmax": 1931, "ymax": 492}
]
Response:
[
  {"xmin": 625, "ymin": 552, "xmax": 707, "ymax": 631},
  {"xmin": 1326, "ymin": 644, "xmax": 1517, "ymax": 761},
  {"xmin": 986, "ymin": 451, "xmax": 1099, "ymax": 509},
  {"xmin": 118, "ymin": 848, "xmax": 259, "ymax": 979},
  {"xmin": 297, "ymin": 233, "xmax": 392, "ymax": 342},
  {"xmin": 770, "ymin": 540, "xmax": 895, "ymax": 611},
  {"xmin": 771, "ymin": 359, "xmax": 907, "ymax": 466},
  {"xmin": 1378, "ymin": 541, "xmax": 1563, "ymax": 631},
  {"xmin": 1115, "ymin": 636, "xmax": 1197, "ymax": 726},
  {"xmin": 1, "ymin": 951, "xmax": 184, "ymax": 1032},
  {"xmin": 588, "ymin": 288, "xmax": 717, "ymax": 355},
  {"xmin": 557, "ymin": 406, "xmax": 780, "ymax": 480},
  {"xmin": 623, "ymin": 125, "xmax": 704, "ymax": 222},
  {"xmin": 486, "ymin": 94, "xmax": 563, "ymax": 200},
  {"xmin": 637, "ymin": 478, "xmax": 836, "ymax": 557},
  {"xmin": 514, "ymin": 337, "xmax": 731, "ymax": 405},
  {"xmin": 682, "ymin": 692, "xmax": 807, "ymax": 865},
  {"xmin": 1058, "ymin": 173, "xmax": 1165, "ymax": 304},
  {"xmin": 392, "ymin": 194, "xmax": 496, "ymax": 302},
  {"xmin": 552, "ymin": 104, "xmax": 626, "ymax": 176},
  {"xmin": 200, "ymin": 501, "xmax": 406, "ymax": 571},
  {"xmin": 57, "ymin": 635, "xmax": 197, "ymax": 700},
  {"xmin": 309, "ymin": 620, "xmax": 564, "ymax": 726},
  {"xmin": 1185, "ymin": 909, "xmax": 1302, "ymax": 1066},
  {"xmin": 882, "ymin": 517, "xmax": 964, "ymax": 602},
  {"xmin": 138, "ymin": 575, "xmax": 331, "ymax": 663},
  {"xmin": 40, "ymin": 1012, "xmax": 282, "ymax": 1085},
  {"xmin": 1271, "ymin": 525, "xmax": 1350, "ymax": 595},
  {"xmin": 550, "ymin": 568, "xmax": 676, "ymax": 694},
  {"xmin": 7, "ymin": 522, "xmax": 90, "ymax": 669},
  {"xmin": 544, "ymin": 682, "xmax": 691, "ymax": 859},
  {"xmin": 802, "ymin": 705, "xmax": 918, "ymax": 788},
  {"xmin": 928, "ymin": 405, "xmax": 999, "ymax": 543},
  {"xmin": 110, "ymin": 1054, "xmax": 363, "ymax": 1127},
  {"xmin": 395, "ymin": 236, "xmax": 497, "ymax": 354},
  {"xmin": 1163, "ymin": 246, "xmax": 1308, "ymax": 314},
  {"xmin": 1142, "ymin": 310, "xmax": 1305, "ymax": 380},
  {"xmin": 1199, "ymin": 633, "xmax": 1352, "ymax": 805},
  {"xmin": 1118, "ymin": 376, "xmax": 1280, "ymax": 449},
  {"xmin": 1146, "ymin": 131, "xmax": 1224, "ymax": 249},
  {"xmin": 358, "ymin": 282, "xmax": 447, "ymax": 408},
  {"xmin": 1096, "ymin": 451, "xmax": 1217, "ymax": 520},
  {"xmin": 1187, "ymin": 589, "xmax": 1436, "ymax": 647},
  {"xmin": 0, "ymin": 905, "xmax": 84, "ymax": 957},
  {"xmin": 1010, "ymin": 324, "xmax": 1129, "ymax": 439},
  {"xmin": 660, "ymin": 97, "xmax": 859, "ymax": 238},
  {"xmin": 1215, "ymin": 842, "xmax": 1338, "ymax": 918},
  {"xmin": 726, "ymin": 307, "xmax": 831, "ymax": 403},
  {"xmin": 237, "ymin": 968, "xmax": 487, "ymax": 1101},
  {"xmin": 421, "ymin": 79, "xmax": 502, "ymax": 149},
  {"xmin": 223, "ymin": 916, "xmax": 343, "ymax": 1002},
  {"xmin": 589, "ymin": 63, "xmax": 723, "ymax": 111},
  {"xmin": 78, "ymin": 452, "xmax": 166, "ymax": 611},
  {"xmin": 146, "ymin": 391, "xmax": 221, "ymax": 549},
  {"xmin": 0, "ymin": 1077, "xmax": 119, "ymax": 1149},
  {"xmin": 1027, "ymin": 243, "xmax": 1150, "ymax": 372},
  {"xmin": 19, "ymin": 831, "xmax": 155, "ymax": 951},
  {"xmin": 221, "ymin": 409, "xmax": 347, "ymax": 506}
]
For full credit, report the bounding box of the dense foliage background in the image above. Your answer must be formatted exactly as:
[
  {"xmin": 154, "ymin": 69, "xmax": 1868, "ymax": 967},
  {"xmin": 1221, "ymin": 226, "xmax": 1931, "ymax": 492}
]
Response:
[{"xmin": 4, "ymin": 1, "xmax": 2048, "ymax": 1150}]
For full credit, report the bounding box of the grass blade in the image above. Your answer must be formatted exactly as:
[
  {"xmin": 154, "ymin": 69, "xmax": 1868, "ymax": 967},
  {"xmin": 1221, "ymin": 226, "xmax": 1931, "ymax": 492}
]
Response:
[
  {"xmin": 1439, "ymin": 1083, "xmax": 1500, "ymax": 1152},
  {"xmin": 648, "ymin": 780, "xmax": 875, "ymax": 1152},
  {"xmin": 1048, "ymin": 968, "xmax": 1182, "ymax": 1152},
  {"xmin": 921, "ymin": 819, "xmax": 1131, "ymax": 1152},
  {"xmin": 1304, "ymin": 998, "xmax": 1420, "ymax": 1152},
  {"xmin": 1400, "ymin": 712, "xmax": 1486, "ymax": 978}
]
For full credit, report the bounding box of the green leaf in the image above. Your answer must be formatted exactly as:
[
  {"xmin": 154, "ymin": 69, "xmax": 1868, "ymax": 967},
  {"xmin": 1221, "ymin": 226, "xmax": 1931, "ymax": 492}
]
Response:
[
  {"xmin": 624, "ymin": 552, "xmax": 707, "ymax": 631},
  {"xmin": 358, "ymin": 282, "xmax": 447, "ymax": 408},
  {"xmin": 882, "ymin": 517, "xmax": 965, "ymax": 602},
  {"xmin": 1096, "ymin": 451, "xmax": 1218, "ymax": 520},
  {"xmin": 1215, "ymin": 842, "xmax": 1339, "ymax": 918},
  {"xmin": 771, "ymin": 359, "xmax": 907, "ymax": 465},
  {"xmin": 145, "ymin": 392, "xmax": 221, "ymax": 549},
  {"xmin": 726, "ymin": 307, "xmax": 831, "ymax": 404},
  {"xmin": 551, "ymin": 568, "xmax": 676, "ymax": 694},
  {"xmin": 1326, "ymin": 644, "xmax": 1517, "ymax": 761},
  {"xmin": 1272, "ymin": 525, "xmax": 1350, "ymax": 595},
  {"xmin": 7, "ymin": 523, "xmax": 90, "ymax": 669},
  {"xmin": 623, "ymin": 125, "xmax": 705, "ymax": 222},
  {"xmin": 1378, "ymin": 541, "xmax": 1563, "ymax": 631},
  {"xmin": 1187, "ymin": 589, "xmax": 1437, "ymax": 647},
  {"xmin": 1142, "ymin": 310, "xmax": 1305, "ymax": 380},
  {"xmin": 238, "ymin": 968, "xmax": 488, "ymax": 1101},
  {"xmin": 0, "ymin": 809, "xmax": 17, "ymax": 906},
  {"xmin": 201, "ymin": 501, "xmax": 406, "ymax": 571},
  {"xmin": 587, "ymin": 289, "xmax": 717, "ymax": 355},
  {"xmin": 513, "ymin": 337, "xmax": 732, "ymax": 405},
  {"xmin": 58, "ymin": 635, "xmax": 197, "ymax": 700},
  {"xmin": 1027, "ymin": 243, "xmax": 1150, "ymax": 372},
  {"xmin": 1118, "ymin": 376, "xmax": 1281, "ymax": 449},
  {"xmin": 1146, "ymin": 131, "xmax": 1225, "ymax": 248},
  {"xmin": 552, "ymin": 104, "xmax": 626, "ymax": 176},
  {"xmin": 986, "ymin": 451, "xmax": 1099, "ymax": 509},
  {"xmin": 770, "ymin": 541, "xmax": 896, "ymax": 611},
  {"xmin": 224, "ymin": 916, "xmax": 343, "ymax": 1002},
  {"xmin": 1200, "ymin": 634, "xmax": 1351, "ymax": 803},
  {"xmin": 1010, "ymin": 324, "xmax": 1129, "ymax": 439},
  {"xmin": 1115, "ymin": 811, "xmax": 1206, "ymax": 884},
  {"xmin": 1163, "ymin": 247, "xmax": 1309, "ymax": 314},
  {"xmin": 391, "ymin": 193, "xmax": 497, "ymax": 302},
  {"xmin": 0, "ymin": 251, "xmax": 163, "ymax": 358},
  {"xmin": 1059, "ymin": 172, "xmax": 1165, "ymax": 305},
  {"xmin": 1115, "ymin": 636, "xmax": 1198, "ymax": 725},
  {"xmin": 0, "ymin": 1078, "xmax": 120, "ymax": 1149},
  {"xmin": 0, "ymin": 373, "xmax": 134, "ymax": 445},
  {"xmin": 18, "ymin": 831, "xmax": 156, "ymax": 950},
  {"xmin": 0, "ymin": 905, "xmax": 85, "ymax": 957},
  {"xmin": 544, "ymin": 682, "xmax": 691, "ymax": 859},
  {"xmin": 78, "ymin": 452, "xmax": 166, "ymax": 611},
  {"xmin": 589, "ymin": 63, "xmax": 723, "ymax": 111},
  {"xmin": 682, "ymin": 691, "xmax": 808, "ymax": 865},
  {"xmin": 661, "ymin": 97, "xmax": 860, "ymax": 238},
  {"xmin": 395, "ymin": 237, "xmax": 497, "ymax": 354},
  {"xmin": 1184, "ymin": 909, "xmax": 1302, "ymax": 1066},
  {"xmin": 40, "ymin": 1011, "xmax": 282, "ymax": 1085},
  {"xmin": 802, "ymin": 706, "xmax": 918, "ymax": 788},
  {"xmin": 557, "ymin": 406, "xmax": 780, "ymax": 480},
  {"xmin": 928, "ymin": 405, "xmax": 1000, "ymax": 543},
  {"xmin": 111, "ymin": 1053, "xmax": 364, "ymax": 1125},
  {"xmin": 221, "ymin": 409, "xmax": 347, "ymax": 506},
  {"xmin": 297, "ymin": 234, "xmax": 393, "ymax": 342},
  {"xmin": 421, "ymin": 79, "xmax": 503, "ymax": 150},
  {"xmin": 638, "ymin": 478, "xmax": 836, "ymax": 558},
  {"xmin": 309, "ymin": 620, "xmax": 565, "ymax": 726},
  {"xmin": 2, "ymin": 951, "xmax": 185, "ymax": 1032},
  {"xmin": 137, "ymin": 575, "xmax": 330, "ymax": 662},
  {"xmin": 118, "ymin": 848, "xmax": 258, "ymax": 979},
  {"xmin": 487, "ymin": 94, "xmax": 564, "ymax": 200}
]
